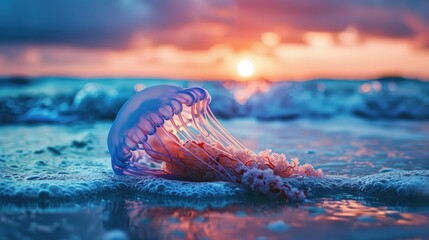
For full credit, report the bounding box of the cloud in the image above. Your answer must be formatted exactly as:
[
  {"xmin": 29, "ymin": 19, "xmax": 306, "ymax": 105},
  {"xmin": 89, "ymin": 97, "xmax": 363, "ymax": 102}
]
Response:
[
  {"xmin": 234, "ymin": 0, "xmax": 429, "ymax": 39},
  {"xmin": 0, "ymin": 0, "xmax": 210, "ymax": 48},
  {"xmin": 1, "ymin": 0, "xmax": 429, "ymax": 51}
]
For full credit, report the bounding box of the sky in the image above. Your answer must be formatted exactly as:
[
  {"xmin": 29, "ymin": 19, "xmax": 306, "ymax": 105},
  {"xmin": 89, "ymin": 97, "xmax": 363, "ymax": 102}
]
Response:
[{"xmin": 1, "ymin": 0, "xmax": 429, "ymax": 81}]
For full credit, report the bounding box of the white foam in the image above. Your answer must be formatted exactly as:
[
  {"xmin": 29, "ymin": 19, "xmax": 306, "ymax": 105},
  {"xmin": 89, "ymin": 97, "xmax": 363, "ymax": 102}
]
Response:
[
  {"xmin": 0, "ymin": 173, "xmax": 245, "ymax": 200},
  {"xmin": 1, "ymin": 170, "xmax": 427, "ymax": 202},
  {"xmin": 284, "ymin": 170, "xmax": 429, "ymax": 201}
]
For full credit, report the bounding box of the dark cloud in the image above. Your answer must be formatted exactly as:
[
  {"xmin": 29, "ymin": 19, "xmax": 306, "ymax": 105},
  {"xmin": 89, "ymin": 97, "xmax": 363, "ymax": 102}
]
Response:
[
  {"xmin": 235, "ymin": 0, "xmax": 426, "ymax": 38},
  {"xmin": 0, "ymin": 0, "xmax": 428, "ymax": 50},
  {"xmin": 0, "ymin": 0, "xmax": 203, "ymax": 48}
]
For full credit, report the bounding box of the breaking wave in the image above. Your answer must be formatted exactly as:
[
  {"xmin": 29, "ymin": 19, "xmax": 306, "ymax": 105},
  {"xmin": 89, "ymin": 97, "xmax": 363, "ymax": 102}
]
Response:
[{"xmin": 1, "ymin": 76, "xmax": 428, "ymax": 124}]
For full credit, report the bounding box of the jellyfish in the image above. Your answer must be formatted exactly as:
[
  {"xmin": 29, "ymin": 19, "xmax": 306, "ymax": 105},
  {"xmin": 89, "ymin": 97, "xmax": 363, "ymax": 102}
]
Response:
[{"xmin": 108, "ymin": 85, "xmax": 322, "ymax": 200}]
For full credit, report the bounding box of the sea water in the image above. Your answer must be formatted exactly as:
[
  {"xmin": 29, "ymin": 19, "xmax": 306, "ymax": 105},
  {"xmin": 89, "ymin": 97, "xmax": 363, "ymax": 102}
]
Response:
[{"xmin": 0, "ymin": 77, "xmax": 428, "ymax": 239}]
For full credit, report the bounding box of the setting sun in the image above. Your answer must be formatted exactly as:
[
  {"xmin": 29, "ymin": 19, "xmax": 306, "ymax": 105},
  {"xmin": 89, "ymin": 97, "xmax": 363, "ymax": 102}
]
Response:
[{"xmin": 237, "ymin": 60, "xmax": 254, "ymax": 77}]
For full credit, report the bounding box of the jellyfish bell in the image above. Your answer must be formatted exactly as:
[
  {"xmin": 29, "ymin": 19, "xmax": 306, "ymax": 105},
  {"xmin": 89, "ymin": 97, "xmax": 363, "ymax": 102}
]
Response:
[
  {"xmin": 108, "ymin": 85, "xmax": 242, "ymax": 179},
  {"xmin": 108, "ymin": 85, "xmax": 322, "ymax": 200}
]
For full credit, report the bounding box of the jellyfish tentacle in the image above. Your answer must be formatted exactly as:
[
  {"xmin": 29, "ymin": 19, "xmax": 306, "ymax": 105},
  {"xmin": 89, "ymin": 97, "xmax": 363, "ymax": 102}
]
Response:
[
  {"xmin": 192, "ymin": 102, "xmax": 211, "ymax": 138},
  {"xmin": 139, "ymin": 144, "xmax": 190, "ymax": 175},
  {"xmin": 198, "ymin": 100, "xmax": 226, "ymax": 144},
  {"xmin": 178, "ymin": 113, "xmax": 200, "ymax": 141},
  {"xmin": 198, "ymin": 99, "xmax": 235, "ymax": 147},
  {"xmin": 170, "ymin": 117, "xmax": 194, "ymax": 143},
  {"xmin": 202, "ymin": 106, "xmax": 239, "ymax": 150},
  {"xmin": 197, "ymin": 100, "xmax": 228, "ymax": 146},
  {"xmin": 159, "ymin": 126, "xmax": 234, "ymax": 181},
  {"xmin": 207, "ymin": 106, "xmax": 246, "ymax": 149},
  {"xmin": 199, "ymin": 99, "xmax": 252, "ymax": 172},
  {"xmin": 153, "ymin": 133, "xmax": 174, "ymax": 161}
]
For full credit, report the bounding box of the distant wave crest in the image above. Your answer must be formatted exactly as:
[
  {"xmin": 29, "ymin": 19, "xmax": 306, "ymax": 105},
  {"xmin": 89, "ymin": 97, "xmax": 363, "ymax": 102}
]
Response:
[{"xmin": 0, "ymin": 77, "xmax": 428, "ymax": 123}]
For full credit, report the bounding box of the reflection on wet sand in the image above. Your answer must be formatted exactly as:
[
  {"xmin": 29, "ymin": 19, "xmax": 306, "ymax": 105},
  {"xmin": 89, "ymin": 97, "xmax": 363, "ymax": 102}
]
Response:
[{"xmin": 103, "ymin": 198, "xmax": 429, "ymax": 240}]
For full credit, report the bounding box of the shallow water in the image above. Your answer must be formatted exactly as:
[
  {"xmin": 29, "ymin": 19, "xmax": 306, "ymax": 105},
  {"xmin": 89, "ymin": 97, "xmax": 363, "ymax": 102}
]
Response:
[{"xmin": 1, "ymin": 119, "xmax": 428, "ymax": 239}]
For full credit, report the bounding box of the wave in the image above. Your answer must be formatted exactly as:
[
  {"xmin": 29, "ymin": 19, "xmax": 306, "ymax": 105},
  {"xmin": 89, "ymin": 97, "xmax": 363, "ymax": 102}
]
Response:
[{"xmin": 0, "ymin": 76, "xmax": 428, "ymax": 124}]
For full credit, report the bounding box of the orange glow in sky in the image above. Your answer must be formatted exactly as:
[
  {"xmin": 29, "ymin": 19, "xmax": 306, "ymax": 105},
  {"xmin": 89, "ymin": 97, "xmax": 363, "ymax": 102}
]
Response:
[
  {"xmin": 1, "ymin": 35, "xmax": 429, "ymax": 81},
  {"xmin": 2, "ymin": 36, "xmax": 427, "ymax": 81},
  {"xmin": 1, "ymin": 1, "xmax": 429, "ymax": 80}
]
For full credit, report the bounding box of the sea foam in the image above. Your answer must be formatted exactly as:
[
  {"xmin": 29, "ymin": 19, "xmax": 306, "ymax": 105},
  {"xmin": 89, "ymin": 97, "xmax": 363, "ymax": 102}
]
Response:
[{"xmin": 1, "ymin": 169, "xmax": 427, "ymax": 202}]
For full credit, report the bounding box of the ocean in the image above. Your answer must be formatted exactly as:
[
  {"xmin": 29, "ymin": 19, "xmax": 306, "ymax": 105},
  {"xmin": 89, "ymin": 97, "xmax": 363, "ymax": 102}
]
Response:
[{"xmin": 0, "ymin": 77, "xmax": 428, "ymax": 239}]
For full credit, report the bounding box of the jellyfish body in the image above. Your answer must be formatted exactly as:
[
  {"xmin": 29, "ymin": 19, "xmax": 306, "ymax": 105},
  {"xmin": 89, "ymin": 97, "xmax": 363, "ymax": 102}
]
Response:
[{"xmin": 108, "ymin": 85, "xmax": 322, "ymax": 200}]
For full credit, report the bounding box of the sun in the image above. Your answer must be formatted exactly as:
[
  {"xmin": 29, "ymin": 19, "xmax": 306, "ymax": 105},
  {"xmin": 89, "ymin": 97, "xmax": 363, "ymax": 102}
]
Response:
[{"xmin": 237, "ymin": 60, "xmax": 254, "ymax": 77}]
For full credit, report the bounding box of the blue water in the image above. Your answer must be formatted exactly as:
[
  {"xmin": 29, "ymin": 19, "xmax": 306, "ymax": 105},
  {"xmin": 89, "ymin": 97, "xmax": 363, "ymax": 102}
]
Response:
[
  {"xmin": 0, "ymin": 77, "xmax": 428, "ymax": 239},
  {"xmin": 1, "ymin": 76, "xmax": 429, "ymax": 124}
]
